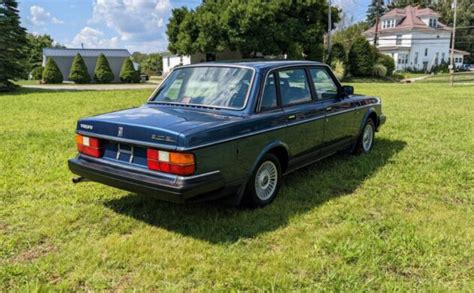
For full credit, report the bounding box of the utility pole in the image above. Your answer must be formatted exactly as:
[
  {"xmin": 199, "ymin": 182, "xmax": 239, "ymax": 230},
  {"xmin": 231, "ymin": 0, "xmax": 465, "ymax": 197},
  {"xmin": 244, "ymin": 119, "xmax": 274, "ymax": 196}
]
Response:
[
  {"xmin": 374, "ymin": 0, "xmax": 380, "ymax": 46},
  {"xmin": 450, "ymin": 0, "xmax": 457, "ymax": 86},
  {"xmin": 328, "ymin": 0, "xmax": 332, "ymax": 59}
]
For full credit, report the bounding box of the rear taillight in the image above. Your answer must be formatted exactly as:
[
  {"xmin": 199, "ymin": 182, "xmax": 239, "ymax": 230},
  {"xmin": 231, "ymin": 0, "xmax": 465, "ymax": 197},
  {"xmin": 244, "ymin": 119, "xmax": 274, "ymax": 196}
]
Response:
[
  {"xmin": 147, "ymin": 148, "xmax": 195, "ymax": 176},
  {"xmin": 76, "ymin": 134, "xmax": 104, "ymax": 158}
]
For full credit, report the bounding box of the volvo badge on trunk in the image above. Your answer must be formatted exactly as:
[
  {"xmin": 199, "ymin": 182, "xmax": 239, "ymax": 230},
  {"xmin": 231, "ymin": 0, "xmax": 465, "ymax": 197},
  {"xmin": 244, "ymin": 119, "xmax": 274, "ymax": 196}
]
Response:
[{"xmin": 117, "ymin": 126, "xmax": 123, "ymax": 137}]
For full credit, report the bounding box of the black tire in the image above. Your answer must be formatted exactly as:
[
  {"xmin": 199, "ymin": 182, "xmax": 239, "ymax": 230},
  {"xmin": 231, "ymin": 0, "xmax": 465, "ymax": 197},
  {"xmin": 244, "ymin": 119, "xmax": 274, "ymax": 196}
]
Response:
[
  {"xmin": 353, "ymin": 119, "xmax": 375, "ymax": 155},
  {"xmin": 244, "ymin": 153, "xmax": 282, "ymax": 208}
]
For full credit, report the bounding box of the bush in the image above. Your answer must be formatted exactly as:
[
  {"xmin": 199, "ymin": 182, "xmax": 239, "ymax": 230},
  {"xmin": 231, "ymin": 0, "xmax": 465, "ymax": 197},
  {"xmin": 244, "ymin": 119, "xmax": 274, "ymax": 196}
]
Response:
[
  {"xmin": 94, "ymin": 54, "xmax": 114, "ymax": 83},
  {"xmin": 348, "ymin": 38, "xmax": 376, "ymax": 76},
  {"xmin": 69, "ymin": 53, "xmax": 91, "ymax": 84},
  {"xmin": 119, "ymin": 58, "xmax": 140, "ymax": 83},
  {"xmin": 431, "ymin": 63, "xmax": 449, "ymax": 74},
  {"xmin": 377, "ymin": 54, "xmax": 395, "ymax": 76},
  {"xmin": 373, "ymin": 64, "xmax": 387, "ymax": 77},
  {"xmin": 42, "ymin": 58, "xmax": 63, "ymax": 84},
  {"xmin": 331, "ymin": 60, "xmax": 346, "ymax": 80},
  {"xmin": 31, "ymin": 66, "xmax": 44, "ymax": 80},
  {"xmin": 329, "ymin": 43, "xmax": 347, "ymax": 64}
]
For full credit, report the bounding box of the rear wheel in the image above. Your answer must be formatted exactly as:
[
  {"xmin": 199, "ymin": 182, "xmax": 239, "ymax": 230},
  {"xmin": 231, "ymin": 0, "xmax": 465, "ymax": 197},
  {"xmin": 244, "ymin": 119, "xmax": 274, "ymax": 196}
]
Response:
[
  {"xmin": 244, "ymin": 153, "xmax": 282, "ymax": 208},
  {"xmin": 353, "ymin": 119, "xmax": 375, "ymax": 154}
]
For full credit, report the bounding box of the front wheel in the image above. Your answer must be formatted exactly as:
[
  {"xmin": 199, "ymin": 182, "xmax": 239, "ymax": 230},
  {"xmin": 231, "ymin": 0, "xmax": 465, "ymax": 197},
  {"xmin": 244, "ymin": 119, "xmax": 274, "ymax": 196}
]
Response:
[
  {"xmin": 353, "ymin": 119, "xmax": 375, "ymax": 154},
  {"xmin": 244, "ymin": 153, "xmax": 282, "ymax": 208}
]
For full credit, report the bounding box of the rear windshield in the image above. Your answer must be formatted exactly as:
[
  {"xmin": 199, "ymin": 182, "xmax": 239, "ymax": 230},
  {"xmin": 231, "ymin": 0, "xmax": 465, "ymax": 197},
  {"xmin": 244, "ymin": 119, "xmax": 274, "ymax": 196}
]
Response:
[{"xmin": 150, "ymin": 66, "xmax": 254, "ymax": 109}]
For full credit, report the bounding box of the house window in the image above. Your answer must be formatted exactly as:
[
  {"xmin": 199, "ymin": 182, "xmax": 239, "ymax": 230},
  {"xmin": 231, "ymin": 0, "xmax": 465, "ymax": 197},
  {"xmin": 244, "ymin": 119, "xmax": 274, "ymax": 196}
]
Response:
[
  {"xmin": 414, "ymin": 52, "xmax": 419, "ymax": 65},
  {"xmin": 435, "ymin": 53, "xmax": 439, "ymax": 65},
  {"xmin": 429, "ymin": 18, "xmax": 437, "ymax": 27},
  {"xmin": 398, "ymin": 54, "xmax": 408, "ymax": 65},
  {"xmin": 425, "ymin": 48, "xmax": 428, "ymax": 56},
  {"xmin": 167, "ymin": 57, "xmax": 170, "ymax": 67},
  {"xmin": 441, "ymin": 52, "xmax": 445, "ymax": 63},
  {"xmin": 179, "ymin": 55, "xmax": 183, "ymax": 65},
  {"xmin": 396, "ymin": 35, "xmax": 402, "ymax": 45}
]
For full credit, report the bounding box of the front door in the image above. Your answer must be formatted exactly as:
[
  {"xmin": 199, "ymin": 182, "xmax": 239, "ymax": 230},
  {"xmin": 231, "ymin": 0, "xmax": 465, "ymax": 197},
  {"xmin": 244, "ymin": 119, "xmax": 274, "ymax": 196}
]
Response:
[{"xmin": 309, "ymin": 67, "xmax": 357, "ymax": 150}]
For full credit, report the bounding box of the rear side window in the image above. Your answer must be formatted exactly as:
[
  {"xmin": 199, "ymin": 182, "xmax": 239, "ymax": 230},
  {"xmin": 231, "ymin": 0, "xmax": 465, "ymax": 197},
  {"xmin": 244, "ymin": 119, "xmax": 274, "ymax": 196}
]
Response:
[
  {"xmin": 278, "ymin": 69, "xmax": 312, "ymax": 106},
  {"xmin": 260, "ymin": 73, "xmax": 278, "ymax": 111},
  {"xmin": 310, "ymin": 68, "xmax": 338, "ymax": 100}
]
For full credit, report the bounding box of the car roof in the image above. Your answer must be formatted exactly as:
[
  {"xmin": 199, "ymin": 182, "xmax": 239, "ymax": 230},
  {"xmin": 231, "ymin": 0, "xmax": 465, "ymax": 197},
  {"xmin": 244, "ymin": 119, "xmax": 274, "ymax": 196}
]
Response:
[{"xmin": 183, "ymin": 60, "xmax": 325, "ymax": 71}]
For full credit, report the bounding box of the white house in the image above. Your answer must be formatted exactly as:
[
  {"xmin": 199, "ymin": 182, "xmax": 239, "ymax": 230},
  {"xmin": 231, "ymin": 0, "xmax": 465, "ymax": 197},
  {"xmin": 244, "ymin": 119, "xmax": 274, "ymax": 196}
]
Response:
[
  {"xmin": 364, "ymin": 6, "xmax": 468, "ymax": 72},
  {"xmin": 161, "ymin": 50, "xmax": 243, "ymax": 75}
]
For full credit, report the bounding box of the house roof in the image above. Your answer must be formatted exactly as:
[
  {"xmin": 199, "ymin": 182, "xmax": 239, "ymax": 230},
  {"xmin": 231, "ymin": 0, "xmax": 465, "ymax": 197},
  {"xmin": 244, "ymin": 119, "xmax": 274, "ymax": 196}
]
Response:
[
  {"xmin": 451, "ymin": 49, "xmax": 470, "ymax": 56},
  {"xmin": 43, "ymin": 48, "xmax": 131, "ymax": 58},
  {"xmin": 365, "ymin": 5, "xmax": 451, "ymax": 35}
]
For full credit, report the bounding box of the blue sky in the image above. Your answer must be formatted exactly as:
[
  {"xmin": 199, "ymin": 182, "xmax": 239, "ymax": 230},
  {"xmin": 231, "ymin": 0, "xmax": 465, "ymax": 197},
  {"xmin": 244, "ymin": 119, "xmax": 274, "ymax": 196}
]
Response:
[{"xmin": 18, "ymin": 0, "xmax": 370, "ymax": 53}]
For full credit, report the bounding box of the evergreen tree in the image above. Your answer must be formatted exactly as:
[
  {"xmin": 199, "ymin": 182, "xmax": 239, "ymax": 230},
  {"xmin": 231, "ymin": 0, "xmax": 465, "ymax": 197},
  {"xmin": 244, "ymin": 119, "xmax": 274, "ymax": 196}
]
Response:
[
  {"xmin": 366, "ymin": 0, "xmax": 387, "ymax": 26},
  {"xmin": 42, "ymin": 58, "xmax": 63, "ymax": 84},
  {"xmin": 0, "ymin": 0, "xmax": 28, "ymax": 91},
  {"xmin": 94, "ymin": 54, "xmax": 114, "ymax": 83},
  {"xmin": 328, "ymin": 42, "xmax": 347, "ymax": 64},
  {"xmin": 119, "ymin": 58, "xmax": 139, "ymax": 83},
  {"xmin": 348, "ymin": 38, "xmax": 377, "ymax": 76},
  {"xmin": 69, "ymin": 53, "xmax": 91, "ymax": 84}
]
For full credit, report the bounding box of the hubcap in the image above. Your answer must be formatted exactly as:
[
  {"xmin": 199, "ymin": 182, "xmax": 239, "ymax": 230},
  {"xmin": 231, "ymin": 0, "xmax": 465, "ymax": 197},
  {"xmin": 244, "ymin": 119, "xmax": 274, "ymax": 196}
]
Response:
[
  {"xmin": 255, "ymin": 161, "xmax": 278, "ymax": 201},
  {"xmin": 362, "ymin": 123, "xmax": 374, "ymax": 152}
]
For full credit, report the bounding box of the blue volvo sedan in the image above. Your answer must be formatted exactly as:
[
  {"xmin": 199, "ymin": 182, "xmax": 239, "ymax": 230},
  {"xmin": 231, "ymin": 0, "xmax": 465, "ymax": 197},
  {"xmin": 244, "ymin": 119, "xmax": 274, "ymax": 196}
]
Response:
[{"xmin": 69, "ymin": 61, "xmax": 386, "ymax": 207}]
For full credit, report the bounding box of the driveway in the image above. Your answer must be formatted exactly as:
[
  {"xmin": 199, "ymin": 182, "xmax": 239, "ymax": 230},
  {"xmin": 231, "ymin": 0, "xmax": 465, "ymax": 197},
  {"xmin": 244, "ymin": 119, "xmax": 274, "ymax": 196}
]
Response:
[{"xmin": 22, "ymin": 83, "xmax": 158, "ymax": 91}]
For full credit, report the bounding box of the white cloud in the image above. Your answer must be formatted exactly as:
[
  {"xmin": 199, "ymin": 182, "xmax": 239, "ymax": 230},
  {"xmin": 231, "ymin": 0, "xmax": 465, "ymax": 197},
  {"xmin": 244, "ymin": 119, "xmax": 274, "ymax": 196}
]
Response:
[
  {"xmin": 90, "ymin": 0, "xmax": 171, "ymax": 44},
  {"xmin": 70, "ymin": 26, "xmax": 119, "ymax": 48},
  {"xmin": 29, "ymin": 5, "xmax": 64, "ymax": 26}
]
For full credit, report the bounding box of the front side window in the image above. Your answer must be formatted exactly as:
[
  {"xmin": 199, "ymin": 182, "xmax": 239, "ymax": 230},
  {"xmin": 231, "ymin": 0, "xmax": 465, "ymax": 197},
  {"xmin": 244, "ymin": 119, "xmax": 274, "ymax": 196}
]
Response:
[
  {"xmin": 425, "ymin": 48, "xmax": 428, "ymax": 56},
  {"xmin": 260, "ymin": 73, "xmax": 278, "ymax": 111},
  {"xmin": 396, "ymin": 35, "xmax": 402, "ymax": 45},
  {"xmin": 310, "ymin": 68, "xmax": 338, "ymax": 100},
  {"xmin": 151, "ymin": 66, "xmax": 253, "ymax": 109},
  {"xmin": 278, "ymin": 69, "xmax": 312, "ymax": 106}
]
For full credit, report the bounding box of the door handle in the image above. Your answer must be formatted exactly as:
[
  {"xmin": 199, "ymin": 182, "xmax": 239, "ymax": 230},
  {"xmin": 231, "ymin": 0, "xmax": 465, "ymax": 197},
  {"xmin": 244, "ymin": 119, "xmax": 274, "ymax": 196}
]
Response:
[
  {"xmin": 326, "ymin": 107, "xmax": 333, "ymax": 112},
  {"xmin": 287, "ymin": 114, "xmax": 296, "ymax": 120}
]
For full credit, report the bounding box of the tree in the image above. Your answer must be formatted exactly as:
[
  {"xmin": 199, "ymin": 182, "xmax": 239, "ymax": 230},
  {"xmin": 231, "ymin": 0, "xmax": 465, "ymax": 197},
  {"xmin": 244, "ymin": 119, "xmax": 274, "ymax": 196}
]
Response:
[
  {"xmin": 0, "ymin": 0, "xmax": 28, "ymax": 91},
  {"xmin": 31, "ymin": 66, "xmax": 44, "ymax": 80},
  {"xmin": 332, "ymin": 22, "xmax": 370, "ymax": 53},
  {"xmin": 166, "ymin": 1, "xmax": 340, "ymax": 61},
  {"xmin": 42, "ymin": 58, "xmax": 63, "ymax": 84},
  {"xmin": 94, "ymin": 54, "xmax": 114, "ymax": 83},
  {"xmin": 120, "ymin": 58, "xmax": 139, "ymax": 83},
  {"xmin": 140, "ymin": 54, "xmax": 162, "ymax": 75},
  {"xmin": 377, "ymin": 54, "xmax": 395, "ymax": 75},
  {"xmin": 328, "ymin": 42, "xmax": 347, "ymax": 64},
  {"xmin": 348, "ymin": 37, "xmax": 377, "ymax": 76},
  {"xmin": 366, "ymin": 0, "xmax": 387, "ymax": 26},
  {"xmin": 69, "ymin": 53, "xmax": 91, "ymax": 84}
]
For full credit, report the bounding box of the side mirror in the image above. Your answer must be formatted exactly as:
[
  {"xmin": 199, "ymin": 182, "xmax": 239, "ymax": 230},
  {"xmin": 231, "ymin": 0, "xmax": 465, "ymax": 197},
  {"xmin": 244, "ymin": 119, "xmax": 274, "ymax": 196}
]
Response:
[{"xmin": 342, "ymin": 85, "xmax": 354, "ymax": 96}]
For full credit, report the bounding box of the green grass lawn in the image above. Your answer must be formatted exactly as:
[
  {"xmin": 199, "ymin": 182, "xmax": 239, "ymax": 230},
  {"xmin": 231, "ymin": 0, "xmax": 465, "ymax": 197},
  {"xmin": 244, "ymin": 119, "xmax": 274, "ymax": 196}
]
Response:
[{"xmin": 1, "ymin": 84, "xmax": 473, "ymax": 290}]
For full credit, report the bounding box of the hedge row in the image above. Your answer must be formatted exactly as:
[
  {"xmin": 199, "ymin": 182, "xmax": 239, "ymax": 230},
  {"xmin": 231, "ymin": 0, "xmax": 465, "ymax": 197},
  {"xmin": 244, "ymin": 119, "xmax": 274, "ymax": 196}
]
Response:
[{"xmin": 42, "ymin": 54, "xmax": 140, "ymax": 84}]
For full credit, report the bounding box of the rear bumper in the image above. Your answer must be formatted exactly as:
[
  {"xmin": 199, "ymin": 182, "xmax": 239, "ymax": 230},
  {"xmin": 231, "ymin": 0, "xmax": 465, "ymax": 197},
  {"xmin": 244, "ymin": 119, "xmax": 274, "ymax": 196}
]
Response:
[{"xmin": 68, "ymin": 156, "xmax": 226, "ymax": 203}]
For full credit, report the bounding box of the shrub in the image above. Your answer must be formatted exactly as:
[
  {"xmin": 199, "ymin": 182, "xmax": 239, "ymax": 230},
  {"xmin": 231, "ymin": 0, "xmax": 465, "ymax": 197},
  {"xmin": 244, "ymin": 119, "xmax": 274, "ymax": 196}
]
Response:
[
  {"xmin": 331, "ymin": 60, "xmax": 346, "ymax": 80},
  {"xmin": 119, "ymin": 58, "xmax": 140, "ymax": 83},
  {"xmin": 69, "ymin": 53, "xmax": 91, "ymax": 84},
  {"xmin": 31, "ymin": 66, "xmax": 44, "ymax": 80},
  {"xmin": 373, "ymin": 63, "xmax": 387, "ymax": 77},
  {"xmin": 94, "ymin": 54, "xmax": 114, "ymax": 83},
  {"xmin": 377, "ymin": 54, "xmax": 395, "ymax": 76},
  {"xmin": 348, "ymin": 38, "xmax": 376, "ymax": 76},
  {"xmin": 42, "ymin": 58, "xmax": 63, "ymax": 84},
  {"xmin": 329, "ymin": 43, "xmax": 347, "ymax": 64},
  {"xmin": 432, "ymin": 63, "xmax": 449, "ymax": 74}
]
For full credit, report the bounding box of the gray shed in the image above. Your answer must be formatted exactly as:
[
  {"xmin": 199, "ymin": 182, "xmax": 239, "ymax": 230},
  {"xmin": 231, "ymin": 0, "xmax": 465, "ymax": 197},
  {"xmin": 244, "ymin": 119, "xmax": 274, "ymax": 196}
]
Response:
[{"xmin": 42, "ymin": 48, "xmax": 131, "ymax": 82}]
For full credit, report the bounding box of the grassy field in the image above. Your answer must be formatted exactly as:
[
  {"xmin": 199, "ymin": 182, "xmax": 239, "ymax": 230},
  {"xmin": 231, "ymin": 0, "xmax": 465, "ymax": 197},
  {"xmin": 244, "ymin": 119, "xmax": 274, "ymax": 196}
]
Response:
[{"xmin": 1, "ymin": 83, "xmax": 473, "ymax": 290}]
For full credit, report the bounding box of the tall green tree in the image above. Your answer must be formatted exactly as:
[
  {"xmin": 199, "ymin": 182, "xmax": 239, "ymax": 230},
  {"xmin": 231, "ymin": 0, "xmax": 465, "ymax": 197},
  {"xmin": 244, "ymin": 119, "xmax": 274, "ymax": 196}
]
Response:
[
  {"xmin": 0, "ymin": 0, "xmax": 28, "ymax": 91},
  {"xmin": 332, "ymin": 22, "xmax": 370, "ymax": 53},
  {"xmin": 42, "ymin": 58, "xmax": 63, "ymax": 84},
  {"xmin": 120, "ymin": 58, "xmax": 139, "ymax": 83},
  {"xmin": 141, "ymin": 54, "xmax": 163, "ymax": 75},
  {"xmin": 348, "ymin": 37, "xmax": 377, "ymax": 76},
  {"xmin": 166, "ymin": 1, "xmax": 340, "ymax": 61},
  {"xmin": 94, "ymin": 54, "xmax": 114, "ymax": 83},
  {"xmin": 69, "ymin": 53, "xmax": 91, "ymax": 84},
  {"xmin": 366, "ymin": 0, "xmax": 387, "ymax": 26}
]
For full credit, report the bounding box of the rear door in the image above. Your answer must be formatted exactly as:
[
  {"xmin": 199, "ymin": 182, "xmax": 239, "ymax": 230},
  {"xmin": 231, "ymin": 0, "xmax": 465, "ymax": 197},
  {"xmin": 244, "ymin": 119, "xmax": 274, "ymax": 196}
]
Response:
[{"xmin": 309, "ymin": 67, "xmax": 357, "ymax": 149}]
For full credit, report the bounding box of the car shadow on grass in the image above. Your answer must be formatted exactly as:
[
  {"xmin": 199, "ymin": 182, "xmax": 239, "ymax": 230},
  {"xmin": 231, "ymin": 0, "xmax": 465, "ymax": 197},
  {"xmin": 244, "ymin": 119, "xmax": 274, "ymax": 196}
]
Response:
[{"xmin": 105, "ymin": 138, "xmax": 406, "ymax": 244}]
